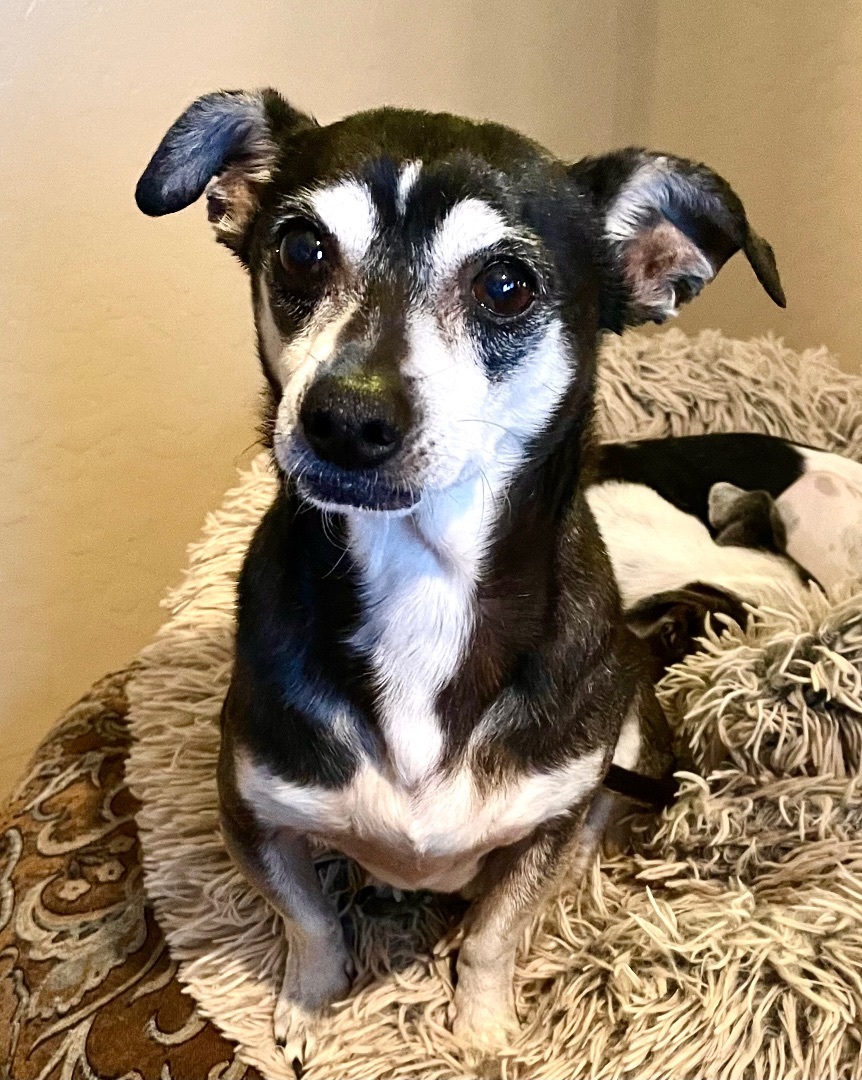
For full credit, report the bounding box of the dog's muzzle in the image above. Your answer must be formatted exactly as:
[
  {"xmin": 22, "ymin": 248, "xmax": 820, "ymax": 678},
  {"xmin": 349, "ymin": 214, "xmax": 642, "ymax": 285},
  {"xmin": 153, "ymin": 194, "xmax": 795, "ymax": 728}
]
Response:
[
  {"xmin": 300, "ymin": 373, "xmax": 410, "ymax": 471},
  {"xmin": 279, "ymin": 374, "xmax": 420, "ymax": 512}
]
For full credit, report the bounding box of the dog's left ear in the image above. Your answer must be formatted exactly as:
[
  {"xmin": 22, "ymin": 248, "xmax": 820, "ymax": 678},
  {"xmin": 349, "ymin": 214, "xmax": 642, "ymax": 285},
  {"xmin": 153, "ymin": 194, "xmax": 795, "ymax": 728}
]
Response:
[
  {"xmin": 135, "ymin": 89, "xmax": 315, "ymax": 252},
  {"xmin": 570, "ymin": 149, "xmax": 786, "ymax": 330}
]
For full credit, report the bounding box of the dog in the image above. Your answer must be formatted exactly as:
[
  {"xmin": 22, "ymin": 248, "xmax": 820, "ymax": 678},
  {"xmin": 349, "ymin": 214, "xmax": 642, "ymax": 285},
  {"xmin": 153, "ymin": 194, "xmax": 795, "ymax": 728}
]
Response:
[
  {"xmin": 593, "ymin": 433, "xmax": 862, "ymax": 675},
  {"xmin": 135, "ymin": 88, "xmax": 786, "ymax": 1066}
]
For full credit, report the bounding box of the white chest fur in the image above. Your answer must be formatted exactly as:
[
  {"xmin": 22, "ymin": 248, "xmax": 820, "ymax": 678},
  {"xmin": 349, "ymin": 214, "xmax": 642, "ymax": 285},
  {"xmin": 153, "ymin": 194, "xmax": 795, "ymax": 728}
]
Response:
[
  {"xmin": 346, "ymin": 479, "xmax": 494, "ymax": 785},
  {"xmin": 238, "ymin": 463, "xmax": 611, "ymax": 894},
  {"xmin": 587, "ymin": 480, "xmax": 805, "ymax": 609},
  {"xmin": 237, "ymin": 747, "xmax": 605, "ymax": 893}
]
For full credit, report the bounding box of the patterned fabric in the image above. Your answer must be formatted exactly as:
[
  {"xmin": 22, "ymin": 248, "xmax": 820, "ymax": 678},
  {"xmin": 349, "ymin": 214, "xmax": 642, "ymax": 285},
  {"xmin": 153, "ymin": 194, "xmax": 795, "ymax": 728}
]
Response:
[{"xmin": 0, "ymin": 670, "xmax": 257, "ymax": 1080}]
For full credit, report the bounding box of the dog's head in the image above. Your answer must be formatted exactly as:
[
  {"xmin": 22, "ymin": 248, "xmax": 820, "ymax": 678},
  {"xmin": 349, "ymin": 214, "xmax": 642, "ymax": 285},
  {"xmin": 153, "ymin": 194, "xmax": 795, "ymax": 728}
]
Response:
[{"xmin": 137, "ymin": 89, "xmax": 784, "ymax": 514}]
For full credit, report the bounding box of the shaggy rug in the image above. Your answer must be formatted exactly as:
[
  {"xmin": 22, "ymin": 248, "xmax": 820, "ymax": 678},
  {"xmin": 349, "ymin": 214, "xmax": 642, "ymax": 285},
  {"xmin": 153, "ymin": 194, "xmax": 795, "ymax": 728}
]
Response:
[{"xmin": 125, "ymin": 329, "xmax": 862, "ymax": 1080}]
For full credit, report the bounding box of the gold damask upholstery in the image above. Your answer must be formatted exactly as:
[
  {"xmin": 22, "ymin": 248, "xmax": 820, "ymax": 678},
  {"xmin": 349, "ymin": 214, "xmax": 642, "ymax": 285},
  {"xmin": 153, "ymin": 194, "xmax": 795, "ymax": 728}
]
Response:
[{"xmin": 0, "ymin": 670, "xmax": 257, "ymax": 1080}]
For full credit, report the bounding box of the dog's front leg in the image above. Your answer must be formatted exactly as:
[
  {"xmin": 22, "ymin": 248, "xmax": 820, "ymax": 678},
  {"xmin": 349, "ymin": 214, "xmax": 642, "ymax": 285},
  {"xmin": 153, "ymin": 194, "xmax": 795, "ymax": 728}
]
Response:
[
  {"xmin": 452, "ymin": 790, "xmax": 615, "ymax": 1059},
  {"xmin": 221, "ymin": 815, "xmax": 351, "ymax": 1067}
]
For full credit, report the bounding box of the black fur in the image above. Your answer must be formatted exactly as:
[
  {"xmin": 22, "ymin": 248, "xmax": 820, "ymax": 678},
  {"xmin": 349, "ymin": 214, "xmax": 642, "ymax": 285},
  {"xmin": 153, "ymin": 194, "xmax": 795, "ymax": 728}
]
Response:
[
  {"xmin": 625, "ymin": 583, "xmax": 750, "ymax": 681},
  {"xmin": 604, "ymin": 764, "xmax": 679, "ymax": 807},
  {"xmin": 227, "ymin": 490, "xmax": 374, "ymax": 789},
  {"xmin": 594, "ymin": 433, "xmax": 805, "ymax": 530},
  {"xmin": 136, "ymin": 90, "xmax": 314, "ymax": 217}
]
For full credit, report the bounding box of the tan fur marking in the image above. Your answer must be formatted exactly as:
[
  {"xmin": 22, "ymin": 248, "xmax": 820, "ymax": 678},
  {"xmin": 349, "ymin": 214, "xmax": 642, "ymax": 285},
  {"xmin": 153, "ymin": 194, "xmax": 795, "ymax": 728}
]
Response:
[
  {"xmin": 623, "ymin": 219, "xmax": 713, "ymax": 317},
  {"xmin": 207, "ymin": 166, "xmax": 271, "ymax": 245}
]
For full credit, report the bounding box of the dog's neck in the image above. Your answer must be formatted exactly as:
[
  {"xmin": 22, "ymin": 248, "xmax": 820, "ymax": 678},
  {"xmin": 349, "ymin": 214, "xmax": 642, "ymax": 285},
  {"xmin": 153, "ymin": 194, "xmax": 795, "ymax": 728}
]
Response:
[
  {"xmin": 349, "ymin": 470, "xmax": 499, "ymax": 584},
  {"xmin": 343, "ymin": 468, "xmax": 506, "ymax": 785}
]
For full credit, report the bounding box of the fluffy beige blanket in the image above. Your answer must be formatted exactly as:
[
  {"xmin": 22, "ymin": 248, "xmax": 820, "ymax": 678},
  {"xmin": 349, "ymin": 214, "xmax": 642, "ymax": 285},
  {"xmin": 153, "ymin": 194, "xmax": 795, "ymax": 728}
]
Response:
[{"xmin": 126, "ymin": 329, "xmax": 862, "ymax": 1079}]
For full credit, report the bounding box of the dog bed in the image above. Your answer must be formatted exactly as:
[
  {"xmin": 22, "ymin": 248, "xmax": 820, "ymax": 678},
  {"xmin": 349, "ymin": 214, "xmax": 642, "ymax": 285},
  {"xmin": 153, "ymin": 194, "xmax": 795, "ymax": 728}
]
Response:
[
  {"xmin": 118, "ymin": 328, "xmax": 862, "ymax": 1080},
  {"xmin": 4, "ymin": 329, "xmax": 860, "ymax": 1079}
]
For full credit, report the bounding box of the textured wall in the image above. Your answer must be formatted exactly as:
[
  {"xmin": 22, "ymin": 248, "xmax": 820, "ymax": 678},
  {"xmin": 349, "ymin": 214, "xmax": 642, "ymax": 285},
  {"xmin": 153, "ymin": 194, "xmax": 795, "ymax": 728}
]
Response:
[{"xmin": 0, "ymin": 0, "xmax": 619, "ymax": 791}]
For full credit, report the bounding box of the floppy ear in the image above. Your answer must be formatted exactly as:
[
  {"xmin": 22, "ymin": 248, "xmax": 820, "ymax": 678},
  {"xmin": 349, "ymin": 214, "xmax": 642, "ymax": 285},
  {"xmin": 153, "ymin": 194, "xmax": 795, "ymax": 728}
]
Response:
[
  {"xmin": 707, "ymin": 482, "xmax": 788, "ymax": 552},
  {"xmin": 570, "ymin": 149, "xmax": 785, "ymax": 330},
  {"xmin": 135, "ymin": 88, "xmax": 315, "ymax": 251},
  {"xmin": 625, "ymin": 583, "xmax": 748, "ymax": 678}
]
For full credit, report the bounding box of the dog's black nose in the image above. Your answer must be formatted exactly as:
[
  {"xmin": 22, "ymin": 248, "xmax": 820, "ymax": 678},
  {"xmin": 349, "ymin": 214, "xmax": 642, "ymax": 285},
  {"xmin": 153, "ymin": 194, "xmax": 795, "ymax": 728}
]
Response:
[{"xmin": 299, "ymin": 375, "xmax": 409, "ymax": 470}]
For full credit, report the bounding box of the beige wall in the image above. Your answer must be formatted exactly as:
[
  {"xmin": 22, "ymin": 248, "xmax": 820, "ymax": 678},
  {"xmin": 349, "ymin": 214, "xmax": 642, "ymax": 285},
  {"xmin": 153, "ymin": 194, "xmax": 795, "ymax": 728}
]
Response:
[
  {"xmin": 618, "ymin": 0, "xmax": 862, "ymax": 365},
  {"xmin": 2, "ymin": 1, "xmax": 860, "ymax": 794}
]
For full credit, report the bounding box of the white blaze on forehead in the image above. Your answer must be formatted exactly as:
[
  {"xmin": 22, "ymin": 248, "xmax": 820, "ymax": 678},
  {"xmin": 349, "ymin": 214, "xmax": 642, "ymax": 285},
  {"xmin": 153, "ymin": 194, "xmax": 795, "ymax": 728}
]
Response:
[
  {"xmin": 427, "ymin": 198, "xmax": 511, "ymax": 282},
  {"xmin": 308, "ymin": 178, "xmax": 378, "ymax": 264},
  {"xmin": 396, "ymin": 160, "xmax": 422, "ymax": 215}
]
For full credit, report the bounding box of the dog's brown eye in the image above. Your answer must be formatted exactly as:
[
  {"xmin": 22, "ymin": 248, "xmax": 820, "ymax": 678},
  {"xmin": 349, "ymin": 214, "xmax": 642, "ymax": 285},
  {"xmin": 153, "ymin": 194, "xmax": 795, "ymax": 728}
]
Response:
[
  {"xmin": 278, "ymin": 221, "xmax": 326, "ymax": 275},
  {"xmin": 472, "ymin": 261, "xmax": 536, "ymax": 318}
]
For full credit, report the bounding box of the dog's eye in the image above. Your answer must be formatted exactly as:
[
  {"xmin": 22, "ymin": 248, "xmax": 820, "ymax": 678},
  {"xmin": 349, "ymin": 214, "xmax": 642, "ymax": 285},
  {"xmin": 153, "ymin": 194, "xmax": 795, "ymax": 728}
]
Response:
[
  {"xmin": 277, "ymin": 221, "xmax": 326, "ymax": 275},
  {"xmin": 472, "ymin": 261, "xmax": 536, "ymax": 318}
]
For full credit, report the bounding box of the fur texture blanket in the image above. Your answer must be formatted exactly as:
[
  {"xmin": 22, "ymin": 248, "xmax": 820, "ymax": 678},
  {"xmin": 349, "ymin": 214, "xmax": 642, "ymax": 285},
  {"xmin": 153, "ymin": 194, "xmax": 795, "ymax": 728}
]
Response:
[{"xmin": 126, "ymin": 329, "xmax": 862, "ymax": 1080}]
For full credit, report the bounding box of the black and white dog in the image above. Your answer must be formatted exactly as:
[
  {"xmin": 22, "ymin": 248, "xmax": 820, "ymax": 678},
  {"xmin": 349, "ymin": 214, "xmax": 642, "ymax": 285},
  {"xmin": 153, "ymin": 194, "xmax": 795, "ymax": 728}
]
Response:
[
  {"xmin": 136, "ymin": 89, "xmax": 790, "ymax": 1065},
  {"xmin": 591, "ymin": 433, "xmax": 862, "ymax": 675}
]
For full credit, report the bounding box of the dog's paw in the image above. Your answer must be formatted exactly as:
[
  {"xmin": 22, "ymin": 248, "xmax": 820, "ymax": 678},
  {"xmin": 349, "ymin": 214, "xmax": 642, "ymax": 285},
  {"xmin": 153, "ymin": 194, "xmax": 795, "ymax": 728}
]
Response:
[
  {"xmin": 273, "ymin": 998, "xmax": 322, "ymax": 1077},
  {"xmin": 273, "ymin": 939, "xmax": 353, "ymax": 1074},
  {"xmin": 450, "ymin": 992, "xmax": 521, "ymax": 1065}
]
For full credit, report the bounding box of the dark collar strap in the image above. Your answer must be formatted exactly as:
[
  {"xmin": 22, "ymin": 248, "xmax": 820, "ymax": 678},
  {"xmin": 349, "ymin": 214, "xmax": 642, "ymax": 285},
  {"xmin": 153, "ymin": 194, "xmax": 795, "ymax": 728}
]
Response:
[{"xmin": 603, "ymin": 764, "xmax": 679, "ymax": 808}]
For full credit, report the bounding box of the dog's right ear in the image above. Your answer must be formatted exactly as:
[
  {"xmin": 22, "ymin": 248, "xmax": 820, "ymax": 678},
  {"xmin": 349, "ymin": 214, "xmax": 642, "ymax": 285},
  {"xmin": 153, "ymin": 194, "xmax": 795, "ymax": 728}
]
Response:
[{"xmin": 135, "ymin": 89, "xmax": 315, "ymax": 251}]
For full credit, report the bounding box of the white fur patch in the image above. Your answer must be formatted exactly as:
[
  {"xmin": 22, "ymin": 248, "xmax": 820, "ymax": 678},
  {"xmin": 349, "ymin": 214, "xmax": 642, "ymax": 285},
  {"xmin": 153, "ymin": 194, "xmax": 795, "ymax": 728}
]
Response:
[
  {"xmin": 587, "ymin": 480, "xmax": 806, "ymax": 610},
  {"xmin": 308, "ymin": 179, "xmax": 378, "ymax": 265},
  {"xmin": 604, "ymin": 157, "xmax": 674, "ymax": 243},
  {"xmin": 347, "ymin": 487, "xmax": 484, "ymax": 785},
  {"xmin": 396, "ymin": 160, "xmax": 422, "ymax": 216},
  {"xmin": 426, "ymin": 198, "xmax": 511, "ymax": 283},
  {"xmin": 337, "ymin": 312, "xmax": 572, "ymax": 787},
  {"xmin": 340, "ymin": 311, "xmax": 571, "ymax": 786},
  {"xmin": 402, "ymin": 310, "xmax": 572, "ymax": 494},
  {"xmin": 255, "ymin": 271, "xmax": 359, "ymax": 445},
  {"xmin": 255, "ymin": 276, "xmax": 283, "ymax": 374},
  {"xmin": 274, "ymin": 303, "xmax": 358, "ymax": 438},
  {"xmin": 611, "ymin": 706, "xmax": 642, "ymax": 770},
  {"xmin": 773, "ymin": 446, "xmax": 862, "ymax": 590},
  {"xmin": 237, "ymin": 746, "xmax": 605, "ymax": 893},
  {"xmin": 798, "ymin": 446, "xmax": 862, "ymax": 487}
]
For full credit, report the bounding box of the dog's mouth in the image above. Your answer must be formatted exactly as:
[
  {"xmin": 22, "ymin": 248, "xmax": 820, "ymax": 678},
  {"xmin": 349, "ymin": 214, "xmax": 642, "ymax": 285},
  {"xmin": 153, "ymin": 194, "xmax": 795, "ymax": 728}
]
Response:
[{"xmin": 276, "ymin": 441, "xmax": 420, "ymax": 513}]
